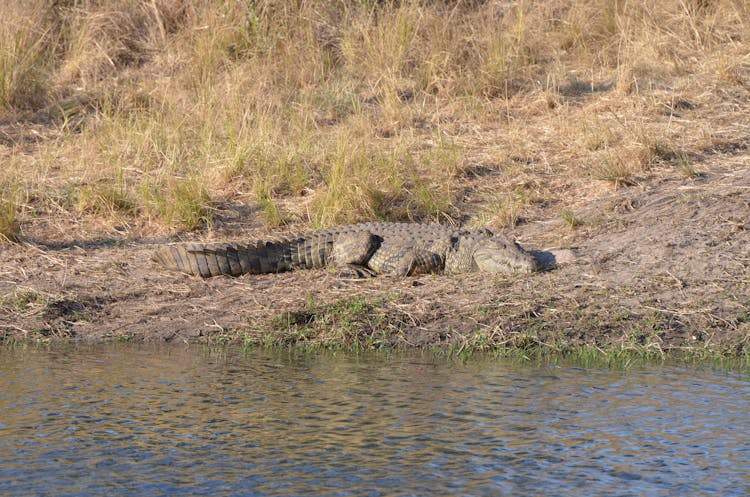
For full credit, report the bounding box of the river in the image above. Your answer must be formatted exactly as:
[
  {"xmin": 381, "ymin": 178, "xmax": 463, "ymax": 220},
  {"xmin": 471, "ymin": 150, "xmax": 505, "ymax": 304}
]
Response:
[{"xmin": 1, "ymin": 345, "xmax": 749, "ymax": 496}]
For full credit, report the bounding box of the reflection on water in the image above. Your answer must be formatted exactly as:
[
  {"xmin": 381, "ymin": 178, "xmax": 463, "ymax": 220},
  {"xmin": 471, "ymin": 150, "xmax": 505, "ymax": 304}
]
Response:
[{"xmin": 1, "ymin": 345, "xmax": 749, "ymax": 497}]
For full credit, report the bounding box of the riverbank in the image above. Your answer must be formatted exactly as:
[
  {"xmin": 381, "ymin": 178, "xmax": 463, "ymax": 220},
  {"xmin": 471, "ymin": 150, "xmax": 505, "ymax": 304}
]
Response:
[
  {"xmin": 1, "ymin": 1, "xmax": 748, "ymax": 355},
  {"xmin": 1, "ymin": 160, "xmax": 748, "ymax": 355}
]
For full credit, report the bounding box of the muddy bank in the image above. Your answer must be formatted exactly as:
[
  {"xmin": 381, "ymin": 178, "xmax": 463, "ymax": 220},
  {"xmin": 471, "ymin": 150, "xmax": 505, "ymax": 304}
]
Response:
[{"xmin": 1, "ymin": 163, "xmax": 748, "ymax": 354}]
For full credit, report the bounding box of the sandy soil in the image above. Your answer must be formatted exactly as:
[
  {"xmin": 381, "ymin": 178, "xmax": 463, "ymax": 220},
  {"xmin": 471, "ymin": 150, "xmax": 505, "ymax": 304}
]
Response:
[{"xmin": 1, "ymin": 152, "xmax": 748, "ymax": 353}]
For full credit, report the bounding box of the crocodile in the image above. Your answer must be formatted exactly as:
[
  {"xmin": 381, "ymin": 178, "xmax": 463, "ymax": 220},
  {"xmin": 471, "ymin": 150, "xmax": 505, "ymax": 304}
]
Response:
[{"xmin": 153, "ymin": 222, "xmax": 540, "ymax": 278}]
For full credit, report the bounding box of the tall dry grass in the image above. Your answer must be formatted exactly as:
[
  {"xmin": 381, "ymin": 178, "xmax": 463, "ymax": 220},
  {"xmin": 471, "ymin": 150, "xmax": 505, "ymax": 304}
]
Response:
[{"xmin": 1, "ymin": 0, "xmax": 748, "ymax": 234}]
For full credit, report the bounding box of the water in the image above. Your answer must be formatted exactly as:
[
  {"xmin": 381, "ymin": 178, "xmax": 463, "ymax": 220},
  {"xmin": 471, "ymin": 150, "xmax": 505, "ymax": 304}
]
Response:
[{"xmin": 1, "ymin": 346, "xmax": 749, "ymax": 497}]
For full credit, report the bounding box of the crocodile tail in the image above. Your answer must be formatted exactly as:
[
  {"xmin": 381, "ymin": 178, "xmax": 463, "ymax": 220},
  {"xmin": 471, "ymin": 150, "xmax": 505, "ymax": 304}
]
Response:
[
  {"xmin": 153, "ymin": 243, "xmax": 242, "ymax": 277},
  {"xmin": 153, "ymin": 238, "xmax": 327, "ymax": 277}
]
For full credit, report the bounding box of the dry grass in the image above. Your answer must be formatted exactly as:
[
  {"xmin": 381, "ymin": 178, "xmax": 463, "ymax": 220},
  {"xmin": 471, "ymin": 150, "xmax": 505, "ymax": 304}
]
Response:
[
  {"xmin": 0, "ymin": 184, "xmax": 21, "ymax": 242},
  {"xmin": 0, "ymin": 2, "xmax": 53, "ymax": 111},
  {"xmin": 1, "ymin": 0, "xmax": 749, "ymax": 236}
]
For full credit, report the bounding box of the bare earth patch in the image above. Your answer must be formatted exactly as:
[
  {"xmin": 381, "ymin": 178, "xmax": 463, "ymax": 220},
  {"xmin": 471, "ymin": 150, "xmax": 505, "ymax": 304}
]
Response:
[{"xmin": 2, "ymin": 158, "xmax": 748, "ymax": 353}]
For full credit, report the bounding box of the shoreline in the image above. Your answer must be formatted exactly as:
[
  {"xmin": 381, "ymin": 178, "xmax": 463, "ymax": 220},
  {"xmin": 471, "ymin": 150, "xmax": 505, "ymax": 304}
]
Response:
[{"xmin": 2, "ymin": 164, "xmax": 748, "ymax": 358}]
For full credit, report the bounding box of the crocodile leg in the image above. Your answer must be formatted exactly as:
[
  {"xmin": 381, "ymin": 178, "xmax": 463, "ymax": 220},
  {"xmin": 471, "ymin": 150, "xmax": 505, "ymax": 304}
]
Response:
[
  {"xmin": 368, "ymin": 243, "xmax": 444, "ymax": 276},
  {"xmin": 330, "ymin": 231, "xmax": 381, "ymax": 277}
]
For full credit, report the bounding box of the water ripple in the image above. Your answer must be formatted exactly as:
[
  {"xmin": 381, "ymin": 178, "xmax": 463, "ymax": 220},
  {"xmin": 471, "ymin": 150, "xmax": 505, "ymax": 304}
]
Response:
[{"xmin": 1, "ymin": 346, "xmax": 749, "ymax": 496}]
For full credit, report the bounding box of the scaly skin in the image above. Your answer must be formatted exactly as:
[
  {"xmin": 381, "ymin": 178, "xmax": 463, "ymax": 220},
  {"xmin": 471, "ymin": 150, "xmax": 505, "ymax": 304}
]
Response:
[{"xmin": 152, "ymin": 222, "xmax": 539, "ymax": 278}]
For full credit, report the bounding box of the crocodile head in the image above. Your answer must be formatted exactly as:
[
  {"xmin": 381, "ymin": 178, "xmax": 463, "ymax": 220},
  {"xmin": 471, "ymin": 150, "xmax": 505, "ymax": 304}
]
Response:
[{"xmin": 472, "ymin": 236, "xmax": 540, "ymax": 274}]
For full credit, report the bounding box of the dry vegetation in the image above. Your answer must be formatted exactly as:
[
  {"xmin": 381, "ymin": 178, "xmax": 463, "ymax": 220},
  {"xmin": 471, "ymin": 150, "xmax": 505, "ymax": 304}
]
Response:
[
  {"xmin": 1, "ymin": 0, "xmax": 747, "ymax": 238},
  {"xmin": 1, "ymin": 0, "xmax": 748, "ymax": 352}
]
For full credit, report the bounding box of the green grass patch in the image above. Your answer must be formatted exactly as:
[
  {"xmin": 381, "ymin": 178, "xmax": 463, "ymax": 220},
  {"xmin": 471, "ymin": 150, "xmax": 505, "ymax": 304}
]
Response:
[
  {"xmin": 2, "ymin": 287, "xmax": 50, "ymax": 312},
  {"xmin": 73, "ymin": 182, "xmax": 138, "ymax": 216},
  {"xmin": 561, "ymin": 209, "xmax": 584, "ymax": 229},
  {"xmin": 141, "ymin": 175, "xmax": 213, "ymax": 231},
  {"xmin": 590, "ymin": 156, "xmax": 636, "ymax": 187},
  {"xmin": 260, "ymin": 295, "xmax": 401, "ymax": 351}
]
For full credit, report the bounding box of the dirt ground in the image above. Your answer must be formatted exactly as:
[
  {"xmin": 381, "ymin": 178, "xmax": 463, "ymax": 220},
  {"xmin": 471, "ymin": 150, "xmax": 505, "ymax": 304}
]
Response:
[{"xmin": 1, "ymin": 151, "xmax": 748, "ymax": 353}]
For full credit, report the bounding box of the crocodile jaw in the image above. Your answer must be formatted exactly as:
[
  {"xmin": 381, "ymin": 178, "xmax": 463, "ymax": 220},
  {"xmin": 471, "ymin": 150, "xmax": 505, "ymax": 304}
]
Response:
[{"xmin": 473, "ymin": 239, "xmax": 540, "ymax": 274}]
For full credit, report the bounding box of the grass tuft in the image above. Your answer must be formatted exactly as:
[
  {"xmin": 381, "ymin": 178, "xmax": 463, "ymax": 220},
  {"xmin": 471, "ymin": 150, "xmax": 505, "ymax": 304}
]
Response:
[
  {"xmin": 0, "ymin": 2, "xmax": 53, "ymax": 111},
  {"xmin": 0, "ymin": 185, "xmax": 22, "ymax": 243},
  {"xmin": 256, "ymin": 188, "xmax": 287, "ymax": 228},
  {"xmin": 477, "ymin": 191, "xmax": 528, "ymax": 229},
  {"xmin": 676, "ymin": 151, "xmax": 698, "ymax": 178},
  {"xmin": 561, "ymin": 209, "xmax": 584, "ymax": 229},
  {"xmin": 73, "ymin": 182, "xmax": 137, "ymax": 216},
  {"xmin": 590, "ymin": 156, "xmax": 636, "ymax": 188},
  {"xmin": 156, "ymin": 176, "xmax": 213, "ymax": 231}
]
